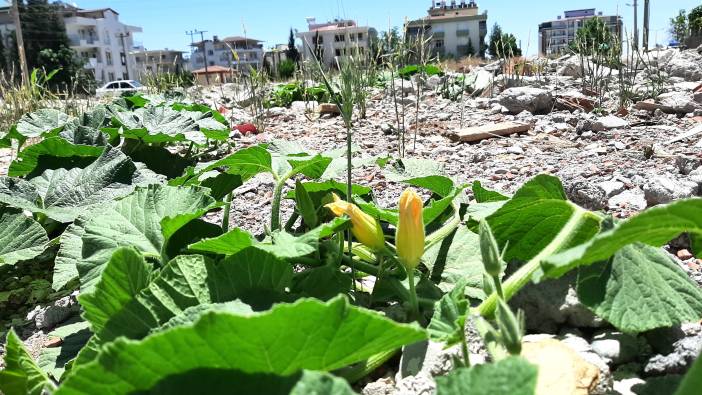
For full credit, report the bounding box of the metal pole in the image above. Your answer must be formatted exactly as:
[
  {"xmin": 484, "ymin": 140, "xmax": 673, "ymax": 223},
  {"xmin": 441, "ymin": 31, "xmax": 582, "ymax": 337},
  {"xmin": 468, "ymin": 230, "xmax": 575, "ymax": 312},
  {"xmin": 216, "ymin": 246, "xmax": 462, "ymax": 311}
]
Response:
[
  {"xmin": 200, "ymin": 31, "xmax": 210, "ymax": 85},
  {"xmin": 633, "ymin": 0, "xmax": 638, "ymax": 51},
  {"xmin": 643, "ymin": 0, "xmax": 650, "ymax": 51},
  {"xmin": 119, "ymin": 32, "xmax": 130, "ymax": 80},
  {"xmin": 11, "ymin": 0, "xmax": 29, "ymax": 85}
]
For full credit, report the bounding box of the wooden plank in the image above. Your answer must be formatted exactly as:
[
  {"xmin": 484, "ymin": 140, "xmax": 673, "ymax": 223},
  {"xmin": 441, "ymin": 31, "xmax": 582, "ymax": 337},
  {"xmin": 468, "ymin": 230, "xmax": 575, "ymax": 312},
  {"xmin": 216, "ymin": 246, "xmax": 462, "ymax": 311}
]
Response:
[
  {"xmin": 666, "ymin": 124, "xmax": 702, "ymax": 145},
  {"xmin": 450, "ymin": 121, "xmax": 531, "ymax": 142}
]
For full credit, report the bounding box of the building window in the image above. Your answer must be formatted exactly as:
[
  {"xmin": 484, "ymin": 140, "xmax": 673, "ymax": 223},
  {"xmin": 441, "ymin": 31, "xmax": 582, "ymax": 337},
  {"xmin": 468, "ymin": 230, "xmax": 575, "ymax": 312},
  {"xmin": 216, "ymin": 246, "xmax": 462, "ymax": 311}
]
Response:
[
  {"xmin": 358, "ymin": 33, "xmax": 364, "ymax": 40},
  {"xmin": 334, "ymin": 34, "xmax": 345, "ymax": 42},
  {"xmin": 335, "ymin": 49, "xmax": 342, "ymax": 56},
  {"xmin": 207, "ymin": 50, "xmax": 214, "ymax": 55},
  {"xmin": 106, "ymin": 51, "xmax": 113, "ymax": 66},
  {"xmin": 123, "ymin": 73, "xmax": 128, "ymax": 80},
  {"xmin": 108, "ymin": 72, "xmax": 115, "ymax": 81},
  {"xmin": 120, "ymin": 52, "xmax": 127, "ymax": 66},
  {"xmin": 209, "ymin": 61, "xmax": 215, "ymax": 66},
  {"xmin": 435, "ymin": 40, "xmax": 444, "ymax": 48}
]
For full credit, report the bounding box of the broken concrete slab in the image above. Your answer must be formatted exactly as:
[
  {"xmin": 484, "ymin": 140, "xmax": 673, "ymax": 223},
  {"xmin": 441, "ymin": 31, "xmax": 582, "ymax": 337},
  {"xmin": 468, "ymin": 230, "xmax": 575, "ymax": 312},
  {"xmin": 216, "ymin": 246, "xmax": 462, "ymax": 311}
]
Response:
[
  {"xmin": 318, "ymin": 103, "xmax": 340, "ymax": 115},
  {"xmin": 449, "ymin": 121, "xmax": 531, "ymax": 142},
  {"xmin": 592, "ymin": 115, "xmax": 629, "ymax": 131}
]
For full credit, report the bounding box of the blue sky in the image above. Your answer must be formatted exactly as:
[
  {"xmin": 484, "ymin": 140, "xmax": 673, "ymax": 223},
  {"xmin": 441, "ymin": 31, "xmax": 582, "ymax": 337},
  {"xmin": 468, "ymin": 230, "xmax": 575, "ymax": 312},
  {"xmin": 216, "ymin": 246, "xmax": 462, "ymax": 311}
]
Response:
[{"xmin": 71, "ymin": 0, "xmax": 699, "ymax": 55}]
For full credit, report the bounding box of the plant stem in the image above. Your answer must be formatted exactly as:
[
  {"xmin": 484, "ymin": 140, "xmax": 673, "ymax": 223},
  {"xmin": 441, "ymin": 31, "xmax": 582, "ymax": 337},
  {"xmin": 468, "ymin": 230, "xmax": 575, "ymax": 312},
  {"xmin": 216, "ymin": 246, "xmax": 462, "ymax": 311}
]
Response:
[
  {"xmin": 337, "ymin": 349, "xmax": 398, "ymax": 383},
  {"xmin": 407, "ymin": 268, "xmax": 419, "ymax": 321},
  {"xmin": 424, "ymin": 202, "xmax": 462, "ymax": 250},
  {"xmin": 221, "ymin": 192, "xmax": 232, "ymax": 232},
  {"xmin": 461, "ymin": 336, "xmax": 471, "ymax": 367},
  {"xmin": 269, "ymin": 172, "xmax": 286, "ymax": 231},
  {"xmin": 492, "ymin": 274, "xmax": 504, "ymax": 300}
]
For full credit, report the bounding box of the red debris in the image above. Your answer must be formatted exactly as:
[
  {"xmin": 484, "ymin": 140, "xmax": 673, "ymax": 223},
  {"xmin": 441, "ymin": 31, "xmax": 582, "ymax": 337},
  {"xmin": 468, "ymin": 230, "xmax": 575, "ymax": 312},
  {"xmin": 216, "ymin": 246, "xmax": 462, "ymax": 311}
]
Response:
[{"xmin": 235, "ymin": 123, "xmax": 258, "ymax": 135}]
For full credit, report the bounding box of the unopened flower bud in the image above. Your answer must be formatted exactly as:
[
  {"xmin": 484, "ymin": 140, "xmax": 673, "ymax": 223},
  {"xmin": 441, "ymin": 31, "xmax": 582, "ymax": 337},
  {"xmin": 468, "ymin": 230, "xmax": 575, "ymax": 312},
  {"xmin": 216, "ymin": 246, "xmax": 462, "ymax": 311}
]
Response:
[
  {"xmin": 396, "ymin": 188, "xmax": 425, "ymax": 270},
  {"xmin": 325, "ymin": 193, "xmax": 385, "ymax": 251}
]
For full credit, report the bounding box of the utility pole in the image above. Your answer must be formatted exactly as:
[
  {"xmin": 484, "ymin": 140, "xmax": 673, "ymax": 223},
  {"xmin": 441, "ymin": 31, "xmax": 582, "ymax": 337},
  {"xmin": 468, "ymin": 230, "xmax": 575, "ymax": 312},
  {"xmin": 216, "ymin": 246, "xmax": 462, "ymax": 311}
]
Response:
[
  {"xmin": 643, "ymin": 0, "xmax": 650, "ymax": 51},
  {"xmin": 186, "ymin": 29, "xmax": 209, "ymax": 84},
  {"xmin": 10, "ymin": 0, "xmax": 29, "ymax": 85},
  {"xmin": 632, "ymin": 0, "xmax": 639, "ymax": 51},
  {"xmin": 117, "ymin": 31, "xmax": 131, "ymax": 80}
]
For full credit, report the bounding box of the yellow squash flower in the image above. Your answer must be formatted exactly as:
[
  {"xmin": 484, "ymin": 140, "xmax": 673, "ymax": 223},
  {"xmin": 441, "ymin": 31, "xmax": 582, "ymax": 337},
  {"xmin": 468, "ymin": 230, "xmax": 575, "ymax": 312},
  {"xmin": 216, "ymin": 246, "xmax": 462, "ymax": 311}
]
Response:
[
  {"xmin": 396, "ymin": 188, "xmax": 425, "ymax": 270},
  {"xmin": 325, "ymin": 193, "xmax": 385, "ymax": 251}
]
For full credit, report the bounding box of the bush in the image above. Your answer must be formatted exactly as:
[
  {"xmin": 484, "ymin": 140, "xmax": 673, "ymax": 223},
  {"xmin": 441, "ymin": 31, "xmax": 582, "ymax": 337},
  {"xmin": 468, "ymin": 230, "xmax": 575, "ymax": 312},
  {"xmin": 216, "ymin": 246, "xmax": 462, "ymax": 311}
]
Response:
[
  {"xmin": 398, "ymin": 64, "xmax": 443, "ymax": 79},
  {"xmin": 277, "ymin": 59, "xmax": 296, "ymax": 80}
]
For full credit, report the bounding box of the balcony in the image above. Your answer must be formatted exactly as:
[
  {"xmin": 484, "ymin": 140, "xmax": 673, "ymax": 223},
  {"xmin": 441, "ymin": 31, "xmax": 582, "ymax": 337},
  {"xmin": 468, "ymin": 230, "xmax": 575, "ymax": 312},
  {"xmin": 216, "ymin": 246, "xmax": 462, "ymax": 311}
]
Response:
[
  {"xmin": 456, "ymin": 29, "xmax": 470, "ymax": 37},
  {"xmin": 432, "ymin": 31, "xmax": 445, "ymax": 39},
  {"xmin": 69, "ymin": 35, "xmax": 100, "ymax": 48}
]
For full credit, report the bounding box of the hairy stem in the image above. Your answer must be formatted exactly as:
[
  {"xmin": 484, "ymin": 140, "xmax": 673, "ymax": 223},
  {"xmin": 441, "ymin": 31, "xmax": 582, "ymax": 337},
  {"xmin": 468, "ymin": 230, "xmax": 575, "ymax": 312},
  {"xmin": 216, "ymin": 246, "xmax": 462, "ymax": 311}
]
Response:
[
  {"xmin": 221, "ymin": 192, "xmax": 232, "ymax": 232},
  {"xmin": 407, "ymin": 268, "xmax": 419, "ymax": 321}
]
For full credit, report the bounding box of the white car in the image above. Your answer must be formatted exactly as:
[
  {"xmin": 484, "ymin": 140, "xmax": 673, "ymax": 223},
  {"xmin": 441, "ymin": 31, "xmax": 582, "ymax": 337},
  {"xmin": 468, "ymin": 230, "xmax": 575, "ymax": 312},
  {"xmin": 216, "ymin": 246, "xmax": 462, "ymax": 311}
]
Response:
[{"xmin": 96, "ymin": 80, "xmax": 146, "ymax": 98}]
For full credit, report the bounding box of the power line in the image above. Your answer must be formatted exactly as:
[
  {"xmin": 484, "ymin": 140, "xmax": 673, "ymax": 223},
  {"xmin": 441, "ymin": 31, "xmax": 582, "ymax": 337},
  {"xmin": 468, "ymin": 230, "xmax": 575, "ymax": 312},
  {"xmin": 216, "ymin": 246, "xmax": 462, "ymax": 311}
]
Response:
[
  {"xmin": 10, "ymin": 0, "xmax": 28, "ymax": 85},
  {"xmin": 186, "ymin": 29, "xmax": 209, "ymax": 84}
]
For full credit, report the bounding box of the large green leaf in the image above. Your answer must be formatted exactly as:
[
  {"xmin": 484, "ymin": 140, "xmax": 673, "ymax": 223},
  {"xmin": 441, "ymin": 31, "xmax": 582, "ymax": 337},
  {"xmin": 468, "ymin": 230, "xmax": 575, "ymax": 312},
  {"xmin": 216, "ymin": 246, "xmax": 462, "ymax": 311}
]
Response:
[
  {"xmin": 82, "ymin": 248, "xmax": 293, "ymax": 352},
  {"xmin": 58, "ymin": 296, "xmax": 425, "ymax": 395},
  {"xmin": 423, "ymin": 227, "xmax": 485, "ymax": 299},
  {"xmin": 435, "ymin": 357, "xmax": 538, "ymax": 395},
  {"xmin": 385, "ymin": 158, "xmax": 455, "ymax": 197},
  {"xmin": 8, "ymin": 136, "xmax": 105, "ymax": 178},
  {"xmin": 0, "ymin": 329, "xmax": 56, "ymax": 395},
  {"xmin": 486, "ymin": 175, "xmax": 602, "ymax": 265},
  {"xmin": 204, "ymin": 145, "xmax": 273, "ymax": 180},
  {"xmin": 0, "ymin": 147, "xmax": 141, "ymax": 223},
  {"xmin": 472, "ymin": 181, "xmax": 509, "ymax": 203},
  {"xmin": 188, "ymin": 227, "xmax": 254, "ymax": 255},
  {"xmin": 542, "ymin": 199, "xmax": 702, "ymax": 279},
  {"xmin": 67, "ymin": 184, "xmax": 217, "ymax": 291},
  {"xmin": 15, "ymin": 109, "xmax": 72, "ymax": 140},
  {"xmin": 52, "ymin": 219, "xmax": 90, "ymax": 290},
  {"xmin": 0, "ymin": 208, "xmax": 48, "ymax": 267},
  {"xmin": 577, "ymin": 243, "xmax": 702, "ymax": 333},
  {"xmin": 112, "ymin": 106, "xmax": 203, "ymax": 144},
  {"xmin": 675, "ymin": 353, "xmax": 702, "ymax": 395},
  {"xmin": 78, "ymin": 248, "xmax": 153, "ymax": 334}
]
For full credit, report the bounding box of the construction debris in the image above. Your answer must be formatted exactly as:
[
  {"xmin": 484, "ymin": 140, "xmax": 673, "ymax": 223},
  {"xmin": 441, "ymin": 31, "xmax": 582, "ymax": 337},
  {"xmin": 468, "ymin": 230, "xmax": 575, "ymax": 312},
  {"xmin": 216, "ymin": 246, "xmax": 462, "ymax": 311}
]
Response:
[{"xmin": 449, "ymin": 121, "xmax": 532, "ymax": 142}]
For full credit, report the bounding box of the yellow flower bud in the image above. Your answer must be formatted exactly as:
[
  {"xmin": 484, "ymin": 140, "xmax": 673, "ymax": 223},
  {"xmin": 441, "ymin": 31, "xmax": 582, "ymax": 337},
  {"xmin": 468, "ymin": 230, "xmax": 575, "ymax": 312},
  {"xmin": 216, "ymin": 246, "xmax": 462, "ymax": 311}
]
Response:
[
  {"xmin": 325, "ymin": 193, "xmax": 385, "ymax": 251},
  {"xmin": 396, "ymin": 188, "xmax": 425, "ymax": 270}
]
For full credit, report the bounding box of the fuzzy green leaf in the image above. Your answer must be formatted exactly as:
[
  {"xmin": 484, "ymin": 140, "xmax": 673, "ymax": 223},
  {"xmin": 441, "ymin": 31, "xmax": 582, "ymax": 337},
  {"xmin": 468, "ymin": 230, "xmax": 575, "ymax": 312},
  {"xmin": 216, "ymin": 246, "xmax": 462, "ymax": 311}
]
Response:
[
  {"xmin": 435, "ymin": 356, "xmax": 537, "ymax": 395},
  {"xmin": 423, "ymin": 227, "xmax": 485, "ymax": 299},
  {"xmin": 0, "ymin": 329, "xmax": 56, "ymax": 395},
  {"xmin": 577, "ymin": 243, "xmax": 702, "ymax": 333},
  {"xmin": 0, "ymin": 209, "xmax": 48, "ymax": 267},
  {"xmin": 543, "ymin": 199, "xmax": 702, "ymax": 279},
  {"xmin": 58, "ymin": 296, "xmax": 425, "ymax": 395}
]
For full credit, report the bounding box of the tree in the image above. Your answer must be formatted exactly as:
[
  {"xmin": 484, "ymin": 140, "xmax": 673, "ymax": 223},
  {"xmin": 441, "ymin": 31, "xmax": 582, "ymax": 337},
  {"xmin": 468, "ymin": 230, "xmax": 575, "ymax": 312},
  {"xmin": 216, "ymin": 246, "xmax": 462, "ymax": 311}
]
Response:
[
  {"xmin": 570, "ymin": 17, "xmax": 619, "ymax": 58},
  {"xmin": 0, "ymin": 33, "xmax": 7, "ymax": 73},
  {"xmin": 670, "ymin": 10, "xmax": 690, "ymax": 45},
  {"xmin": 286, "ymin": 28, "xmax": 300, "ymax": 63},
  {"xmin": 487, "ymin": 23, "xmax": 503, "ymax": 57},
  {"xmin": 689, "ymin": 5, "xmax": 702, "ymax": 34},
  {"xmin": 36, "ymin": 46, "xmax": 94, "ymax": 92}
]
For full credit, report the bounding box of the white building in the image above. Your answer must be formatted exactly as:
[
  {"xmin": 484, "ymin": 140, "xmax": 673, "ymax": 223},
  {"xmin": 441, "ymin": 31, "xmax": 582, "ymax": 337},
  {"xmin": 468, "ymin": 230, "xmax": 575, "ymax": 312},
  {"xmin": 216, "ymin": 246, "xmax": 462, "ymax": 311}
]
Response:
[
  {"xmin": 406, "ymin": 1, "xmax": 488, "ymax": 59},
  {"xmin": 62, "ymin": 7, "xmax": 142, "ymax": 83},
  {"xmin": 189, "ymin": 36, "xmax": 264, "ymax": 72},
  {"xmin": 0, "ymin": 5, "xmax": 141, "ymax": 84},
  {"xmin": 538, "ymin": 9, "xmax": 623, "ymax": 56},
  {"xmin": 132, "ymin": 49, "xmax": 188, "ymax": 79},
  {"xmin": 296, "ymin": 18, "xmax": 377, "ymax": 66}
]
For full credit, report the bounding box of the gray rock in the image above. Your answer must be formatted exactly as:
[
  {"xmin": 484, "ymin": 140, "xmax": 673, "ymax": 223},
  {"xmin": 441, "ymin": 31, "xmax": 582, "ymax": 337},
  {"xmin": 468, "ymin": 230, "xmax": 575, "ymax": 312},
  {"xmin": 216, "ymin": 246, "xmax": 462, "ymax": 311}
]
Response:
[
  {"xmin": 608, "ymin": 188, "xmax": 648, "ymax": 210},
  {"xmin": 498, "ymin": 87, "xmax": 554, "ymax": 115},
  {"xmin": 398, "ymin": 341, "xmax": 460, "ymax": 380},
  {"xmin": 509, "ymin": 271, "xmax": 605, "ymax": 333},
  {"xmin": 567, "ymin": 181, "xmax": 607, "ymax": 210},
  {"xmin": 437, "ymin": 112, "xmax": 451, "ymax": 121},
  {"xmin": 613, "ymin": 378, "xmax": 646, "ymax": 395},
  {"xmin": 466, "ymin": 68, "xmax": 493, "ymax": 94},
  {"xmin": 656, "ymin": 92, "xmax": 700, "ymax": 114},
  {"xmin": 395, "ymin": 373, "xmax": 435, "ymax": 395},
  {"xmin": 290, "ymin": 100, "xmax": 318, "ymax": 112},
  {"xmin": 361, "ymin": 377, "xmax": 395, "ymax": 395},
  {"xmin": 676, "ymin": 156, "xmax": 701, "ymax": 175},
  {"xmin": 26, "ymin": 293, "xmax": 80, "ymax": 330},
  {"xmin": 597, "ymin": 180, "xmax": 626, "ymax": 198},
  {"xmin": 425, "ymin": 75, "xmax": 443, "ymax": 90},
  {"xmin": 645, "ymin": 331, "xmax": 702, "ymax": 375},
  {"xmin": 666, "ymin": 51, "xmax": 702, "ymax": 82},
  {"xmin": 643, "ymin": 176, "xmax": 698, "ymax": 206},
  {"xmin": 590, "ymin": 330, "xmax": 640, "ymax": 365},
  {"xmin": 690, "ymin": 166, "xmax": 702, "ymax": 188},
  {"xmin": 694, "ymin": 91, "xmax": 702, "ymax": 104},
  {"xmin": 592, "ymin": 115, "xmax": 629, "ymax": 131}
]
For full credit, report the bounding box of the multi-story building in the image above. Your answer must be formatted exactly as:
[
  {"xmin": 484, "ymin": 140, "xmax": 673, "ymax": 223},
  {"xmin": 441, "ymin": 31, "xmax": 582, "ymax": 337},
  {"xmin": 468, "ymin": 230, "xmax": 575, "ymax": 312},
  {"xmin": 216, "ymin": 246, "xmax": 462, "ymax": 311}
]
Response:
[
  {"xmin": 296, "ymin": 18, "xmax": 377, "ymax": 66},
  {"xmin": 0, "ymin": 5, "xmax": 141, "ymax": 84},
  {"xmin": 538, "ymin": 9, "xmax": 623, "ymax": 56},
  {"xmin": 189, "ymin": 36, "xmax": 264, "ymax": 72},
  {"xmin": 406, "ymin": 0, "xmax": 488, "ymax": 59},
  {"xmin": 263, "ymin": 44, "xmax": 289, "ymax": 73},
  {"xmin": 132, "ymin": 49, "xmax": 187, "ymax": 79}
]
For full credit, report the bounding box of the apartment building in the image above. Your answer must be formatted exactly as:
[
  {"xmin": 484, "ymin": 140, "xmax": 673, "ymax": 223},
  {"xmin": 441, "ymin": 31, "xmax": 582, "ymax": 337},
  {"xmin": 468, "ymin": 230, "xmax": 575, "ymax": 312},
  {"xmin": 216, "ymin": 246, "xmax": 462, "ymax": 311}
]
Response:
[
  {"xmin": 132, "ymin": 49, "xmax": 187, "ymax": 79},
  {"xmin": 406, "ymin": 0, "xmax": 488, "ymax": 59},
  {"xmin": 0, "ymin": 5, "xmax": 141, "ymax": 84},
  {"xmin": 263, "ymin": 44, "xmax": 289, "ymax": 72},
  {"xmin": 538, "ymin": 9, "xmax": 623, "ymax": 56},
  {"xmin": 296, "ymin": 18, "xmax": 377, "ymax": 66},
  {"xmin": 189, "ymin": 36, "xmax": 264, "ymax": 72}
]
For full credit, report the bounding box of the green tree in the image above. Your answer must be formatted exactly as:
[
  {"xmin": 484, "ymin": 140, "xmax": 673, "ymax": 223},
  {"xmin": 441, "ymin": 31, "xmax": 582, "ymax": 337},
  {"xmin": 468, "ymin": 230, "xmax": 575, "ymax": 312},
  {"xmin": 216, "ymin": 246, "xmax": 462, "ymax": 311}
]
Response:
[
  {"xmin": 36, "ymin": 47, "xmax": 94, "ymax": 92},
  {"xmin": 689, "ymin": 5, "xmax": 702, "ymax": 34},
  {"xmin": 570, "ymin": 17, "xmax": 619, "ymax": 58},
  {"xmin": 670, "ymin": 10, "xmax": 690, "ymax": 45},
  {"xmin": 487, "ymin": 23, "xmax": 503, "ymax": 57},
  {"xmin": 286, "ymin": 28, "xmax": 300, "ymax": 63}
]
